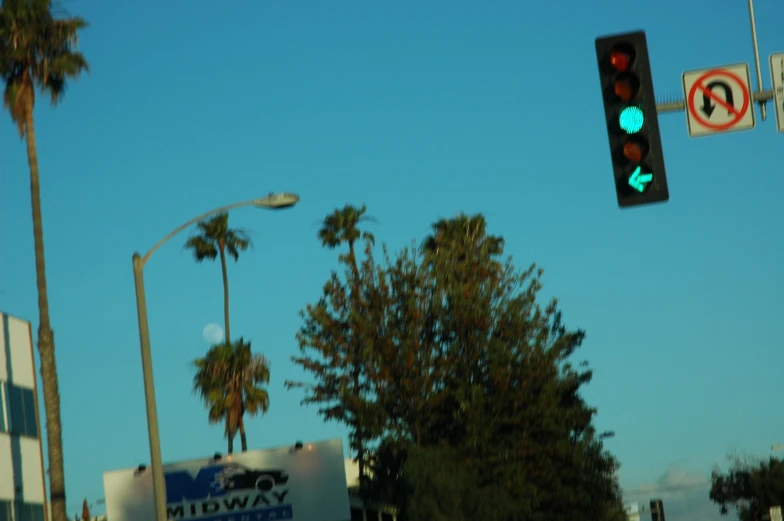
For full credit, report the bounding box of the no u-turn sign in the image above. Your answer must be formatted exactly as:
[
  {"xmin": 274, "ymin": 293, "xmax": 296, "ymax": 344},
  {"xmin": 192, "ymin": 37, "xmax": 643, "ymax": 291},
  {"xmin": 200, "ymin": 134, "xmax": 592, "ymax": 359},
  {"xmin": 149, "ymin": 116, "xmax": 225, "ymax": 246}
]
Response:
[{"xmin": 682, "ymin": 63, "xmax": 756, "ymax": 138}]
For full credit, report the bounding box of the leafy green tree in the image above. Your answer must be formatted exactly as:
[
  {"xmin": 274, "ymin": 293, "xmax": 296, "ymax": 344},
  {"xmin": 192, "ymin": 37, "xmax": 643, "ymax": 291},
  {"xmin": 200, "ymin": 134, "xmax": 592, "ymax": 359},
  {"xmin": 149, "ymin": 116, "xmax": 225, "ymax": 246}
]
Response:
[
  {"xmin": 184, "ymin": 212, "xmax": 252, "ymax": 343},
  {"xmin": 287, "ymin": 204, "xmax": 379, "ymax": 489},
  {"xmin": 193, "ymin": 338, "xmax": 270, "ymax": 453},
  {"xmin": 422, "ymin": 213, "xmax": 504, "ymax": 262},
  {"xmin": 400, "ymin": 445, "xmax": 483, "ymax": 521},
  {"xmin": 0, "ymin": 2, "xmax": 89, "ymax": 520},
  {"xmin": 366, "ymin": 242, "xmax": 439, "ymax": 449},
  {"xmin": 710, "ymin": 453, "xmax": 784, "ymax": 521},
  {"xmin": 302, "ymin": 212, "xmax": 624, "ymax": 520}
]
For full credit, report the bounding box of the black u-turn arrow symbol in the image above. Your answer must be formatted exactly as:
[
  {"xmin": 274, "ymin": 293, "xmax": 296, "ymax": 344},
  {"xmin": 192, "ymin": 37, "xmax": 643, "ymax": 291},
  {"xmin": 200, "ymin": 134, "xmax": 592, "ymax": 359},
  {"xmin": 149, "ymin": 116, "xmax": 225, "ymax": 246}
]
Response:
[{"xmin": 701, "ymin": 80, "xmax": 734, "ymax": 118}]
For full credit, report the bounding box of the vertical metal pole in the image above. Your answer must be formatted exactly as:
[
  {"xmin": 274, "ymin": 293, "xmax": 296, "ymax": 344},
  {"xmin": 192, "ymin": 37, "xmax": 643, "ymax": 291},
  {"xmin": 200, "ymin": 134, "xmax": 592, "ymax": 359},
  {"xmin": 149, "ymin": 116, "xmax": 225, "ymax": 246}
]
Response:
[
  {"xmin": 132, "ymin": 253, "xmax": 169, "ymax": 521},
  {"xmin": 747, "ymin": 0, "xmax": 767, "ymax": 120}
]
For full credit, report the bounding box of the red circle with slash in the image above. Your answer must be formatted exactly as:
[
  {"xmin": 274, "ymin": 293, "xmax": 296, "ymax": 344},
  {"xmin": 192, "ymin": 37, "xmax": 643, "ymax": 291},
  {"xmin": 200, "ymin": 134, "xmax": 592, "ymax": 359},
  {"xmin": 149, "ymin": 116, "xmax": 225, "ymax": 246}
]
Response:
[{"xmin": 687, "ymin": 69, "xmax": 750, "ymax": 130}]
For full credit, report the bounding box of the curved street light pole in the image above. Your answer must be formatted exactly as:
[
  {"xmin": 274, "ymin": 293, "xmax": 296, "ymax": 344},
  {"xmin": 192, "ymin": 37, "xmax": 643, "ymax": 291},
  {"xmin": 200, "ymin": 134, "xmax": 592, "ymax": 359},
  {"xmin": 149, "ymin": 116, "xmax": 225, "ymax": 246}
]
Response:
[{"xmin": 131, "ymin": 193, "xmax": 299, "ymax": 521}]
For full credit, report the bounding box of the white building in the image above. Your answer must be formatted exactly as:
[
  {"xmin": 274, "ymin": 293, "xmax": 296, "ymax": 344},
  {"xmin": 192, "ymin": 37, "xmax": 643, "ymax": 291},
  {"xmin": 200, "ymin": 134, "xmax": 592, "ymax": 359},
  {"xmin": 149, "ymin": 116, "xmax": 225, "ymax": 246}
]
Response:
[
  {"xmin": 0, "ymin": 312, "xmax": 47, "ymax": 521},
  {"xmin": 625, "ymin": 502, "xmax": 641, "ymax": 521},
  {"xmin": 344, "ymin": 458, "xmax": 397, "ymax": 521}
]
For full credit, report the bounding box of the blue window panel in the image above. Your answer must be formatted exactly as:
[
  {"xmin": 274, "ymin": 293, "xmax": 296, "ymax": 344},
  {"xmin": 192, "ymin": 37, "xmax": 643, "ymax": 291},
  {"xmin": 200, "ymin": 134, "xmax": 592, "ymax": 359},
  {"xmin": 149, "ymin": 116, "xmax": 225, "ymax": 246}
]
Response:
[
  {"xmin": 6, "ymin": 384, "xmax": 37, "ymax": 438},
  {"xmin": 15, "ymin": 502, "xmax": 31, "ymax": 521},
  {"xmin": 22, "ymin": 388, "xmax": 37, "ymax": 438},
  {"xmin": 30, "ymin": 504, "xmax": 45, "ymax": 521},
  {"xmin": 0, "ymin": 382, "xmax": 6, "ymax": 433},
  {"xmin": 8, "ymin": 384, "xmax": 24, "ymax": 434},
  {"xmin": 0, "ymin": 500, "xmax": 10, "ymax": 521}
]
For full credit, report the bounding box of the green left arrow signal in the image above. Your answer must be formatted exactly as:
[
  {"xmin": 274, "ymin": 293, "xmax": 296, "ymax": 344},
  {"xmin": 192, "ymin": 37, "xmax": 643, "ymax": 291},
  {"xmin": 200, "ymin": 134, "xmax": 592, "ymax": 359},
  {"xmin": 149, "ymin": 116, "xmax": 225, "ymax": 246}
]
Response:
[{"xmin": 628, "ymin": 166, "xmax": 653, "ymax": 193}]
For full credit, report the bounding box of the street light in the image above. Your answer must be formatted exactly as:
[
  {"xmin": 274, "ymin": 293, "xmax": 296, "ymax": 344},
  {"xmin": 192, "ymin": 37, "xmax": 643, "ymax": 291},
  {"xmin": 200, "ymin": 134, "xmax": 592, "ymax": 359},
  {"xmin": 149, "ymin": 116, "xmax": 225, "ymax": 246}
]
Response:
[
  {"xmin": 131, "ymin": 192, "xmax": 299, "ymax": 521},
  {"xmin": 599, "ymin": 431, "xmax": 616, "ymax": 440}
]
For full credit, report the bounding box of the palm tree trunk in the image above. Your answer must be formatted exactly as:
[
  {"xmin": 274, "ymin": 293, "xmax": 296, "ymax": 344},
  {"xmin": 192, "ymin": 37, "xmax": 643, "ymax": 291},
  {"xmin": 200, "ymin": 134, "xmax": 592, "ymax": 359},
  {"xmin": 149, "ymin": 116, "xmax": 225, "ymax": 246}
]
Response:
[
  {"xmin": 353, "ymin": 364, "xmax": 365, "ymax": 488},
  {"xmin": 226, "ymin": 389, "xmax": 243, "ymax": 454},
  {"xmin": 218, "ymin": 244, "xmax": 231, "ymax": 343},
  {"xmin": 239, "ymin": 415, "xmax": 248, "ymax": 452},
  {"xmin": 25, "ymin": 101, "xmax": 67, "ymax": 521},
  {"xmin": 346, "ymin": 240, "xmax": 366, "ymax": 489}
]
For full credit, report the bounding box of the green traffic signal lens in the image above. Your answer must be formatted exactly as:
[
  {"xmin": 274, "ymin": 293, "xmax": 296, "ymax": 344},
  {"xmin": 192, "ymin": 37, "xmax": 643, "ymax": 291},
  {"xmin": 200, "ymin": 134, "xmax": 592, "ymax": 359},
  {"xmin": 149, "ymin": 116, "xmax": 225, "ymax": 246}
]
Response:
[
  {"xmin": 619, "ymin": 106, "xmax": 644, "ymax": 134},
  {"xmin": 628, "ymin": 165, "xmax": 653, "ymax": 193}
]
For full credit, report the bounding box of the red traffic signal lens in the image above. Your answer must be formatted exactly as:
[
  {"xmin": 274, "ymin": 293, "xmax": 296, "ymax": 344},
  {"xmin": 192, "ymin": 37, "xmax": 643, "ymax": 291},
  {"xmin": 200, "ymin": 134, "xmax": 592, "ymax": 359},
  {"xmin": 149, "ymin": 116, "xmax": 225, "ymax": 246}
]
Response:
[
  {"xmin": 614, "ymin": 78, "xmax": 634, "ymax": 101},
  {"xmin": 609, "ymin": 44, "xmax": 635, "ymax": 72},
  {"xmin": 613, "ymin": 73, "xmax": 640, "ymax": 102},
  {"xmin": 610, "ymin": 51, "xmax": 631, "ymax": 71},
  {"xmin": 623, "ymin": 141, "xmax": 643, "ymax": 163},
  {"xmin": 622, "ymin": 136, "xmax": 649, "ymax": 163}
]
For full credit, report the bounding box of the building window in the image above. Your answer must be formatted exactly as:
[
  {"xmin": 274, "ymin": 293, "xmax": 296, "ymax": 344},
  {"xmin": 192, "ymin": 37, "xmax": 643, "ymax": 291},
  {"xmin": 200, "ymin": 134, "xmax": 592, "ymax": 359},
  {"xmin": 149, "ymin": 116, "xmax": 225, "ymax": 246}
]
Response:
[
  {"xmin": 15, "ymin": 503, "xmax": 30, "ymax": 521},
  {"xmin": 12, "ymin": 502, "xmax": 44, "ymax": 521},
  {"xmin": 23, "ymin": 388, "xmax": 37, "ymax": 439},
  {"xmin": 0, "ymin": 500, "xmax": 10, "ymax": 521},
  {"xmin": 30, "ymin": 503, "xmax": 45, "ymax": 521},
  {"xmin": 8, "ymin": 384, "xmax": 38, "ymax": 438},
  {"xmin": 0, "ymin": 382, "xmax": 6, "ymax": 433}
]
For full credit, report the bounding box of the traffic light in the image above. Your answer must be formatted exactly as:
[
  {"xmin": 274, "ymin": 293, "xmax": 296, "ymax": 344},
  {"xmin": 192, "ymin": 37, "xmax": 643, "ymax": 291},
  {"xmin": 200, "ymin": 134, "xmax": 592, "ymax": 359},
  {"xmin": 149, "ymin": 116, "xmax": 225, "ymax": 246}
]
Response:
[
  {"xmin": 595, "ymin": 30, "xmax": 668, "ymax": 208},
  {"xmin": 650, "ymin": 499, "xmax": 666, "ymax": 521}
]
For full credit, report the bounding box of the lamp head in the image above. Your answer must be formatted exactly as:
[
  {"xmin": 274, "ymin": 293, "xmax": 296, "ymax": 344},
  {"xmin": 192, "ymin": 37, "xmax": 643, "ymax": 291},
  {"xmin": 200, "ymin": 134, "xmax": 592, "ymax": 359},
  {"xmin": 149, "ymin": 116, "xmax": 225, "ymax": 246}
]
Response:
[{"xmin": 254, "ymin": 192, "xmax": 300, "ymax": 210}]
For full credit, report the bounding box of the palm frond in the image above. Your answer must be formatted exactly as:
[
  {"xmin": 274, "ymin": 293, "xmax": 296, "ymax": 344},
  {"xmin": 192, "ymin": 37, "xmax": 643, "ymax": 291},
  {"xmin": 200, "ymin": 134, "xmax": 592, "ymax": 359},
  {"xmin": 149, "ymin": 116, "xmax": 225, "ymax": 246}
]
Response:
[
  {"xmin": 192, "ymin": 338, "xmax": 271, "ymax": 441},
  {"xmin": 0, "ymin": 0, "xmax": 89, "ymax": 131},
  {"xmin": 184, "ymin": 236, "xmax": 218, "ymax": 262},
  {"xmin": 184, "ymin": 212, "xmax": 253, "ymax": 263},
  {"xmin": 317, "ymin": 204, "xmax": 376, "ymax": 250},
  {"xmin": 224, "ymin": 228, "xmax": 252, "ymax": 262}
]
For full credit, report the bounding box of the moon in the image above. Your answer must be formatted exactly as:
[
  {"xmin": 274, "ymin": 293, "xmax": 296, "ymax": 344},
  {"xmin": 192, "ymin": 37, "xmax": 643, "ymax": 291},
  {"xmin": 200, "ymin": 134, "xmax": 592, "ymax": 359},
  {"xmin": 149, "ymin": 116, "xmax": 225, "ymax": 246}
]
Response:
[{"xmin": 202, "ymin": 323, "xmax": 224, "ymax": 344}]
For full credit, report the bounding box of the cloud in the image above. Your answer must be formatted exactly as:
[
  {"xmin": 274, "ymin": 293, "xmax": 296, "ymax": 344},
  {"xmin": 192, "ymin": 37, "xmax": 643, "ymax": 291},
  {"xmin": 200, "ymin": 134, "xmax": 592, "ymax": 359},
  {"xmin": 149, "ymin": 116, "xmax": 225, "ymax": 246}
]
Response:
[{"xmin": 623, "ymin": 465, "xmax": 729, "ymax": 521}]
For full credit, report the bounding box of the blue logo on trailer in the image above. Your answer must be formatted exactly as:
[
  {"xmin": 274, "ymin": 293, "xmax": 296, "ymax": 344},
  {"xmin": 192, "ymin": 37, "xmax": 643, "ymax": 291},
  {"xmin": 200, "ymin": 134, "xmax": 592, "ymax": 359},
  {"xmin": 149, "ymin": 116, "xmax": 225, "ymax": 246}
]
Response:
[{"xmin": 164, "ymin": 462, "xmax": 293, "ymax": 521}]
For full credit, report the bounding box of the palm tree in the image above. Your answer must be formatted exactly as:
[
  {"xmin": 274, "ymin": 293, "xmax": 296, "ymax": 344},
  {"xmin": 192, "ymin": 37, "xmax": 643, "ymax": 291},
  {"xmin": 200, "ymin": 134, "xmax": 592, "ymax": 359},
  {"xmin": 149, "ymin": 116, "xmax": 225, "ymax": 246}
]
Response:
[
  {"xmin": 421, "ymin": 213, "xmax": 504, "ymax": 259},
  {"xmin": 184, "ymin": 212, "xmax": 252, "ymax": 344},
  {"xmin": 0, "ymin": 3, "xmax": 89, "ymax": 521},
  {"xmin": 318, "ymin": 204, "xmax": 375, "ymax": 277},
  {"xmin": 193, "ymin": 338, "xmax": 270, "ymax": 453},
  {"xmin": 317, "ymin": 204, "xmax": 375, "ymax": 487}
]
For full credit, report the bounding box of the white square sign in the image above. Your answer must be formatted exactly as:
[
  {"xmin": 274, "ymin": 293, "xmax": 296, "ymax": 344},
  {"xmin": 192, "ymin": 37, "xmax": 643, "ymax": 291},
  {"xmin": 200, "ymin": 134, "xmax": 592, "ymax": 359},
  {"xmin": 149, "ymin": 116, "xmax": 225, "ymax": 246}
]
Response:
[
  {"xmin": 682, "ymin": 63, "xmax": 756, "ymax": 138},
  {"xmin": 103, "ymin": 438, "xmax": 352, "ymax": 521},
  {"xmin": 770, "ymin": 53, "xmax": 784, "ymax": 133}
]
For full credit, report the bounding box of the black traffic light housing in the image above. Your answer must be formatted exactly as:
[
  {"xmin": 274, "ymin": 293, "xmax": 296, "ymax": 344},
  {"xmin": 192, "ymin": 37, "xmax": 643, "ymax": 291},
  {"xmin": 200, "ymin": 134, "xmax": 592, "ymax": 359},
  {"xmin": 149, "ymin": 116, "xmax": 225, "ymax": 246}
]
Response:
[
  {"xmin": 595, "ymin": 30, "xmax": 668, "ymax": 208},
  {"xmin": 650, "ymin": 499, "xmax": 666, "ymax": 521}
]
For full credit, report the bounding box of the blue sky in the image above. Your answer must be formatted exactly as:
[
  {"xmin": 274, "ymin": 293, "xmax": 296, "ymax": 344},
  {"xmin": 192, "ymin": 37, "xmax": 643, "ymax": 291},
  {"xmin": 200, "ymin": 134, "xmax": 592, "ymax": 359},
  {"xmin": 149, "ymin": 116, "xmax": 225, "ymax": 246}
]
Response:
[{"xmin": 2, "ymin": 0, "xmax": 783, "ymax": 518}]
